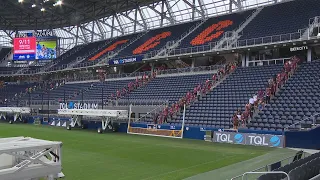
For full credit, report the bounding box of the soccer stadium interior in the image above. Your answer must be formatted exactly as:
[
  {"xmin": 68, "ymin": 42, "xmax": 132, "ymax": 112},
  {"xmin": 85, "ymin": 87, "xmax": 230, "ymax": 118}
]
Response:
[{"xmin": 1, "ymin": 0, "xmax": 320, "ymax": 179}]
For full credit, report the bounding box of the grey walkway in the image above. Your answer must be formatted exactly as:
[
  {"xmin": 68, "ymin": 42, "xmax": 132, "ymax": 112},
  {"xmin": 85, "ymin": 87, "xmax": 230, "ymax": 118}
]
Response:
[{"xmin": 184, "ymin": 148, "xmax": 298, "ymax": 180}]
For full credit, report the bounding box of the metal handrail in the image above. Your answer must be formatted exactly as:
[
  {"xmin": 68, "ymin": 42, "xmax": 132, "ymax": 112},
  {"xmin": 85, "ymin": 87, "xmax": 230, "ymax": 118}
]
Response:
[
  {"xmin": 65, "ymin": 64, "xmax": 221, "ymax": 82},
  {"xmin": 1, "ymin": 29, "xmax": 318, "ymax": 76},
  {"xmin": 131, "ymin": 101, "xmax": 168, "ymax": 123},
  {"xmin": 231, "ymin": 151, "xmax": 306, "ymax": 180},
  {"xmin": 240, "ymin": 171, "xmax": 289, "ymax": 180},
  {"xmin": 285, "ymin": 113, "xmax": 320, "ymax": 131},
  {"xmin": 248, "ymin": 58, "xmax": 290, "ymax": 66}
]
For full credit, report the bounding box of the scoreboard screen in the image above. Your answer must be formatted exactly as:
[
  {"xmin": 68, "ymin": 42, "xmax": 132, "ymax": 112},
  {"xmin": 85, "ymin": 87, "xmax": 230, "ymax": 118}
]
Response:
[
  {"xmin": 13, "ymin": 36, "xmax": 57, "ymax": 61},
  {"xmin": 13, "ymin": 37, "xmax": 36, "ymax": 60}
]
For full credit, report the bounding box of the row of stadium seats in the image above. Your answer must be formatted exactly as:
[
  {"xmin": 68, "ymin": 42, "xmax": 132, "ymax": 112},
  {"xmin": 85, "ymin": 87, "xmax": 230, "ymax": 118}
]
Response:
[
  {"xmin": 1, "ymin": 61, "xmax": 319, "ymax": 133},
  {"xmin": 248, "ymin": 61, "xmax": 320, "ymax": 131},
  {"xmin": 258, "ymin": 151, "xmax": 320, "ymax": 180},
  {"xmin": 241, "ymin": 0, "xmax": 320, "ymax": 40},
  {"xmin": 123, "ymin": 73, "xmax": 213, "ymax": 104},
  {"xmin": 0, "ymin": 47, "xmax": 11, "ymax": 61},
  {"xmin": 171, "ymin": 64, "xmax": 282, "ymax": 129},
  {"xmin": 0, "ymin": 83, "xmax": 33, "ymax": 105}
]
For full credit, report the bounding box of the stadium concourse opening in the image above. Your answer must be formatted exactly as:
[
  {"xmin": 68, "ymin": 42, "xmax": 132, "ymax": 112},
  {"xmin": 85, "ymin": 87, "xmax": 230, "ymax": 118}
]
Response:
[{"xmin": 1, "ymin": 0, "xmax": 320, "ymax": 179}]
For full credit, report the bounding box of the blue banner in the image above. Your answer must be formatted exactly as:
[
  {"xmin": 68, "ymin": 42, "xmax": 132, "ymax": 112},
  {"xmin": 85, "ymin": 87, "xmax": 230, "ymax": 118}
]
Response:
[
  {"xmin": 13, "ymin": 54, "xmax": 36, "ymax": 60},
  {"xmin": 109, "ymin": 56, "xmax": 143, "ymax": 65}
]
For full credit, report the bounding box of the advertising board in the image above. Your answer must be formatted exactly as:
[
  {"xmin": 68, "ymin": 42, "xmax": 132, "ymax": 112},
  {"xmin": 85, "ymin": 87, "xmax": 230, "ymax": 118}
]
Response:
[{"xmin": 213, "ymin": 131, "xmax": 284, "ymax": 148}]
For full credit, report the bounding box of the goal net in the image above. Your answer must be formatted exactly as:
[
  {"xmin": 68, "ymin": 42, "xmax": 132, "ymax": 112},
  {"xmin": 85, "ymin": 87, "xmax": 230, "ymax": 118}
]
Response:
[{"xmin": 127, "ymin": 104, "xmax": 186, "ymax": 139}]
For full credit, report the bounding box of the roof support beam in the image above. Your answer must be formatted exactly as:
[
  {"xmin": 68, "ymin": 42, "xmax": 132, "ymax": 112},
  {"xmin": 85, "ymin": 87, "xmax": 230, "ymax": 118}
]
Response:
[
  {"xmin": 197, "ymin": 0, "xmax": 207, "ymax": 18},
  {"xmin": 138, "ymin": 7, "xmax": 148, "ymax": 30},
  {"xmin": 182, "ymin": 0, "xmax": 205, "ymax": 19},
  {"xmin": 160, "ymin": 0, "xmax": 165, "ymax": 27},
  {"xmin": 80, "ymin": 26, "xmax": 89, "ymax": 43},
  {"xmin": 114, "ymin": 15, "xmax": 124, "ymax": 35},
  {"xmin": 60, "ymin": 27, "xmax": 87, "ymax": 44},
  {"xmin": 120, "ymin": 11, "xmax": 147, "ymax": 31},
  {"xmin": 111, "ymin": 15, "xmax": 115, "ymax": 38},
  {"xmin": 62, "ymin": 3, "xmax": 123, "ymax": 34},
  {"xmin": 134, "ymin": 9, "xmax": 138, "ymax": 32},
  {"xmin": 91, "ymin": 21, "xmax": 95, "ymax": 42},
  {"xmin": 95, "ymin": 20, "xmax": 105, "ymax": 39},
  {"xmin": 148, "ymin": 4, "xmax": 176, "ymax": 25},
  {"xmin": 164, "ymin": 0, "xmax": 176, "ymax": 24},
  {"xmin": 229, "ymin": 0, "xmax": 243, "ymax": 12},
  {"xmin": 80, "ymin": 23, "xmax": 103, "ymax": 39}
]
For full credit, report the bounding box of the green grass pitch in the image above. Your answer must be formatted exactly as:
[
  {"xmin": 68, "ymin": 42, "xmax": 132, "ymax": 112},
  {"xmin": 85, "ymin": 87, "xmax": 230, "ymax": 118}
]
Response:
[
  {"xmin": 0, "ymin": 124, "xmax": 274, "ymax": 180},
  {"xmin": 38, "ymin": 41, "xmax": 56, "ymax": 49}
]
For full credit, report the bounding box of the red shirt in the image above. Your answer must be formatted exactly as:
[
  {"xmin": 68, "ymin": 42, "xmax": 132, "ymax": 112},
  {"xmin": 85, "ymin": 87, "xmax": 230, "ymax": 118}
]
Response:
[
  {"xmin": 284, "ymin": 63, "xmax": 291, "ymax": 72},
  {"xmin": 245, "ymin": 104, "xmax": 250, "ymax": 111},
  {"xmin": 266, "ymin": 88, "xmax": 271, "ymax": 96},
  {"xmin": 277, "ymin": 74, "xmax": 282, "ymax": 83},
  {"xmin": 243, "ymin": 110, "xmax": 249, "ymax": 119},
  {"xmin": 212, "ymin": 74, "xmax": 217, "ymax": 81}
]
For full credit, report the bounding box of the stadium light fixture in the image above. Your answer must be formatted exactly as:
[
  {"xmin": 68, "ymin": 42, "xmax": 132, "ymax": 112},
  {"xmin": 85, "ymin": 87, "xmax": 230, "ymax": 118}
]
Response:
[
  {"xmin": 41, "ymin": 7, "xmax": 45, "ymax": 11},
  {"xmin": 31, "ymin": 4, "xmax": 36, "ymax": 7},
  {"xmin": 18, "ymin": 0, "xmax": 23, "ymax": 3},
  {"xmin": 53, "ymin": 0, "xmax": 62, "ymax": 6}
]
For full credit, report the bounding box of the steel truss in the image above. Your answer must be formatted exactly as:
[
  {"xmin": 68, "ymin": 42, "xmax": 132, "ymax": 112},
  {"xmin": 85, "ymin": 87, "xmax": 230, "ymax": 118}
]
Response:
[
  {"xmin": 0, "ymin": 137, "xmax": 64, "ymax": 180},
  {"xmin": 57, "ymin": 108, "xmax": 128, "ymax": 133},
  {"xmin": 0, "ymin": 107, "xmax": 31, "ymax": 124}
]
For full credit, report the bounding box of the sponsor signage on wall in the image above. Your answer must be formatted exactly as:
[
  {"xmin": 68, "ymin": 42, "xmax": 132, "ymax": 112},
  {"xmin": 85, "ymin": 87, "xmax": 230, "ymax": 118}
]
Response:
[
  {"xmin": 290, "ymin": 46, "xmax": 308, "ymax": 52},
  {"xmin": 15, "ymin": 30, "xmax": 55, "ymax": 38},
  {"xmin": 213, "ymin": 131, "xmax": 284, "ymax": 148},
  {"xmin": 108, "ymin": 56, "xmax": 143, "ymax": 65},
  {"xmin": 59, "ymin": 102, "xmax": 98, "ymax": 110}
]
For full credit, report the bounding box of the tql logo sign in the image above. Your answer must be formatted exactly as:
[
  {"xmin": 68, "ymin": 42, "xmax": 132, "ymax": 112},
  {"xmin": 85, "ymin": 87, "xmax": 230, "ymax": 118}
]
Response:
[
  {"xmin": 248, "ymin": 135, "xmax": 282, "ymax": 147},
  {"xmin": 214, "ymin": 132, "xmax": 245, "ymax": 144},
  {"xmin": 213, "ymin": 132, "xmax": 284, "ymax": 148}
]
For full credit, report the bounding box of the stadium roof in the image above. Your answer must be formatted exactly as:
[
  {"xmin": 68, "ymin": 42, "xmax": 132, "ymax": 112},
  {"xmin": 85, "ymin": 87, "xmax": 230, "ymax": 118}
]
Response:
[
  {"xmin": 0, "ymin": 0, "xmax": 285, "ymax": 50},
  {"xmin": 0, "ymin": 0, "xmax": 161, "ymax": 30}
]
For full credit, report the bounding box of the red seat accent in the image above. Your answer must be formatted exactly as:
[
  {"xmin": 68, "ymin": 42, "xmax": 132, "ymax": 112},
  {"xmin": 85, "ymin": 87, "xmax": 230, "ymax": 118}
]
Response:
[
  {"xmin": 190, "ymin": 20, "xmax": 233, "ymax": 46},
  {"xmin": 89, "ymin": 39, "xmax": 128, "ymax": 61},
  {"xmin": 133, "ymin": 31, "xmax": 171, "ymax": 55}
]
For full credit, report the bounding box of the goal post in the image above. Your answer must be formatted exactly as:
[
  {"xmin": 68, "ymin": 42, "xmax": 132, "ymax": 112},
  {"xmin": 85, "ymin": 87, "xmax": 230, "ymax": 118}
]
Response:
[{"xmin": 127, "ymin": 104, "xmax": 186, "ymax": 139}]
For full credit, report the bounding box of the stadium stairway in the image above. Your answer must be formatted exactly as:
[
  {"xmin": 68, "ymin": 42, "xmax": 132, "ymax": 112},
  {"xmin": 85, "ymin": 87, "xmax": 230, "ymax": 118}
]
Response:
[
  {"xmin": 53, "ymin": 40, "xmax": 112, "ymax": 69},
  {"xmin": 155, "ymin": 18, "xmax": 208, "ymax": 57},
  {"xmin": 172, "ymin": 64, "xmax": 282, "ymax": 129},
  {"xmin": 217, "ymin": 7, "xmax": 264, "ymax": 49},
  {"xmin": 94, "ymin": 32, "xmax": 148, "ymax": 65},
  {"xmin": 113, "ymin": 21, "xmax": 196, "ymax": 58},
  {"xmin": 247, "ymin": 60, "xmax": 320, "ymax": 131},
  {"xmin": 177, "ymin": 9, "xmax": 254, "ymax": 49}
]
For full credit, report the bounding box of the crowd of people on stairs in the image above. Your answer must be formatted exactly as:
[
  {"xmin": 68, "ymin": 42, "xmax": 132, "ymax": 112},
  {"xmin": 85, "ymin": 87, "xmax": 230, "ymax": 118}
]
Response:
[
  {"xmin": 154, "ymin": 62, "xmax": 237, "ymax": 124},
  {"xmin": 108, "ymin": 71, "xmax": 157, "ymax": 105},
  {"xmin": 232, "ymin": 56, "xmax": 301, "ymax": 130}
]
